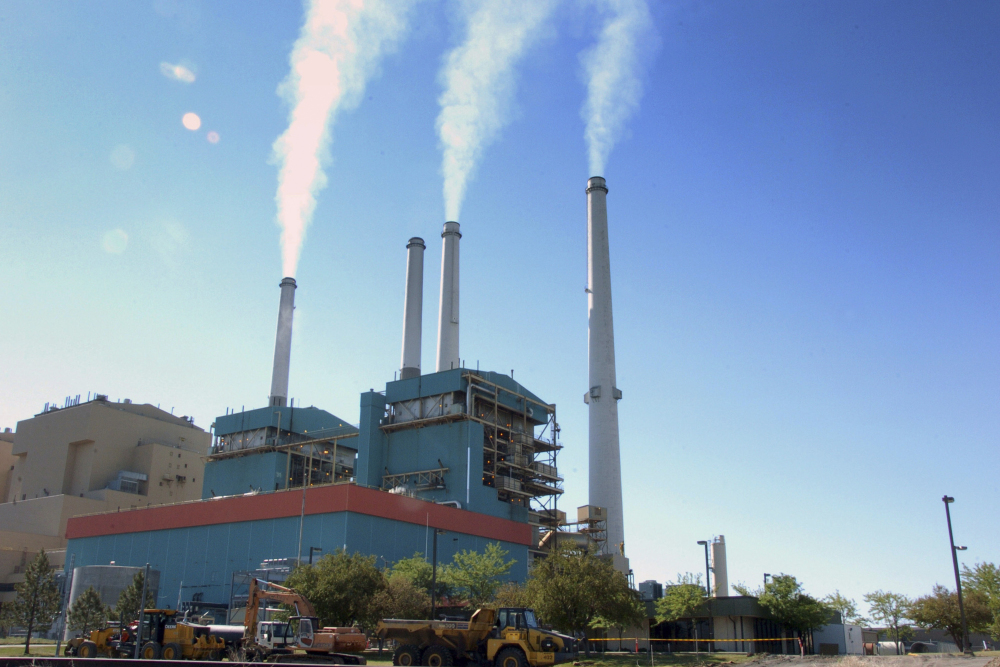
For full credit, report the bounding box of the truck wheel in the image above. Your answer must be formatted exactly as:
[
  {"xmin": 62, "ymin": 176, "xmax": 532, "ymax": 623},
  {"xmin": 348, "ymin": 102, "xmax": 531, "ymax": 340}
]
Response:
[
  {"xmin": 394, "ymin": 644, "xmax": 422, "ymax": 666},
  {"xmin": 141, "ymin": 641, "xmax": 163, "ymax": 659},
  {"xmin": 79, "ymin": 641, "xmax": 99, "ymax": 658},
  {"xmin": 495, "ymin": 647, "xmax": 527, "ymax": 667},
  {"xmin": 423, "ymin": 646, "xmax": 454, "ymax": 667},
  {"xmin": 161, "ymin": 642, "xmax": 183, "ymax": 660}
]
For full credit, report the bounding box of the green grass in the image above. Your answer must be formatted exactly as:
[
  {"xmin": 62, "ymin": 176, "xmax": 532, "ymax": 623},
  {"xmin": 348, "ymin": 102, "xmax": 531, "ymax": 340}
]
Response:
[
  {"xmin": 0, "ymin": 644, "xmax": 58, "ymax": 656},
  {"xmin": 0, "ymin": 637, "xmax": 56, "ymax": 645}
]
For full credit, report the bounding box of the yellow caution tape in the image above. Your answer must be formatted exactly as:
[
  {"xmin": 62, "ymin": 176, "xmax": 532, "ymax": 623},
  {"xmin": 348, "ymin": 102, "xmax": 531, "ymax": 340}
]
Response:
[{"xmin": 588, "ymin": 639, "xmax": 794, "ymax": 643}]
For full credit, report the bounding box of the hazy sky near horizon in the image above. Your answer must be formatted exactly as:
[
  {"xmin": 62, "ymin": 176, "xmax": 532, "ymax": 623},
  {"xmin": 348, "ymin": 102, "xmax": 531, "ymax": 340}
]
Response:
[{"xmin": 1, "ymin": 1, "xmax": 997, "ymax": 615}]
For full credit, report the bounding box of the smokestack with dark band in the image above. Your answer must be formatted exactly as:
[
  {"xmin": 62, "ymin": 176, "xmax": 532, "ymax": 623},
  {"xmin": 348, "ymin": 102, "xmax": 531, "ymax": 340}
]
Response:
[
  {"xmin": 436, "ymin": 222, "xmax": 461, "ymax": 372},
  {"xmin": 400, "ymin": 237, "xmax": 425, "ymax": 380},
  {"xmin": 586, "ymin": 176, "xmax": 628, "ymax": 573},
  {"xmin": 269, "ymin": 277, "xmax": 297, "ymax": 407}
]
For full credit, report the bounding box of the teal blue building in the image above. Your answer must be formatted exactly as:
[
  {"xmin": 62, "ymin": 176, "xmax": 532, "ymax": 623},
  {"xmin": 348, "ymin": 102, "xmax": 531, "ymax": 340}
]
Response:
[{"xmin": 65, "ymin": 369, "xmax": 564, "ymax": 613}]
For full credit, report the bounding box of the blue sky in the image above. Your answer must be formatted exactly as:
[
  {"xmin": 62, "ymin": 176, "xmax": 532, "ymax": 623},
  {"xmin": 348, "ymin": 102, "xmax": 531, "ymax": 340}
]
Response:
[{"xmin": 1, "ymin": 0, "xmax": 997, "ymax": 613}]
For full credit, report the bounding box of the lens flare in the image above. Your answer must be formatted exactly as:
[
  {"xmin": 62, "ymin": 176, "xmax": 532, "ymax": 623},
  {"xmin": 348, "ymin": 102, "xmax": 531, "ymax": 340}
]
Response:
[
  {"xmin": 207, "ymin": 131, "xmax": 220, "ymax": 144},
  {"xmin": 102, "ymin": 229, "xmax": 129, "ymax": 254},
  {"xmin": 182, "ymin": 113, "xmax": 202, "ymax": 131}
]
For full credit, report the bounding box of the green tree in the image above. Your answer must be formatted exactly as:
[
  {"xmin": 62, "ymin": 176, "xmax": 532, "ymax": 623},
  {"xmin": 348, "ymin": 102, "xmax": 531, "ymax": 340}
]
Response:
[
  {"xmin": 114, "ymin": 570, "xmax": 156, "ymax": 624},
  {"xmin": 0, "ymin": 601, "xmax": 17, "ymax": 638},
  {"xmin": 492, "ymin": 581, "xmax": 533, "ymax": 608},
  {"xmin": 68, "ymin": 586, "xmax": 111, "ymax": 635},
  {"xmin": 962, "ymin": 562, "xmax": 1000, "ymax": 640},
  {"xmin": 655, "ymin": 573, "xmax": 708, "ymax": 649},
  {"xmin": 526, "ymin": 546, "xmax": 638, "ymax": 657},
  {"xmin": 757, "ymin": 574, "xmax": 831, "ymax": 656},
  {"xmin": 284, "ymin": 549, "xmax": 386, "ymax": 630},
  {"xmin": 863, "ymin": 590, "xmax": 910, "ymax": 649},
  {"xmin": 391, "ymin": 553, "xmax": 450, "ymax": 600},
  {"xmin": 369, "ymin": 573, "xmax": 431, "ymax": 621},
  {"xmin": 732, "ymin": 581, "xmax": 762, "ymax": 597},
  {"xmin": 441, "ymin": 542, "xmax": 515, "ymax": 607},
  {"xmin": 908, "ymin": 584, "xmax": 992, "ymax": 649},
  {"xmin": 9, "ymin": 550, "xmax": 61, "ymax": 654},
  {"xmin": 823, "ymin": 590, "xmax": 867, "ymax": 626}
]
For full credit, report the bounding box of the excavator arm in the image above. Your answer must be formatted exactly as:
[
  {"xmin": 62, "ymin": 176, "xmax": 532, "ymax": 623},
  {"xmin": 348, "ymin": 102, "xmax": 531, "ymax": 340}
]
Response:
[{"xmin": 244, "ymin": 578, "xmax": 318, "ymax": 642}]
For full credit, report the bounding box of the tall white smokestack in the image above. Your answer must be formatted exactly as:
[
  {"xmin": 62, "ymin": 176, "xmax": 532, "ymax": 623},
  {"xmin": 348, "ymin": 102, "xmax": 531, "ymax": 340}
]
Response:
[
  {"xmin": 400, "ymin": 237, "xmax": 426, "ymax": 380},
  {"xmin": 586, "ymin": 176, "xmax": 628, "ymax": 573},
  {"xmin": 269, "ymin": 277, "xmax": 297, "ymax": 408},
  {"xmin": 436, "ymin": 221, "xmax": 461, "ymax": 372}
]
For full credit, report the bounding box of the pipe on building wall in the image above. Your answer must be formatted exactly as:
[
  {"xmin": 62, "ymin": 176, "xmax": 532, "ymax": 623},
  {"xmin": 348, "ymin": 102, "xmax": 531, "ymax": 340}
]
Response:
[
  {"xmin": 400, "ymin": 237, "xmax": 426, "ymax": 380},
  {"xmin": 586, "ymin": 176, "xmax": 628, "ymax": 574},
  {"xmin": 269, "ymin": 277, "xmax": 297, "ymax": 407},
  {"xmin": 436, "ymin": 221, "xmax": 461, "ymax": 372}
]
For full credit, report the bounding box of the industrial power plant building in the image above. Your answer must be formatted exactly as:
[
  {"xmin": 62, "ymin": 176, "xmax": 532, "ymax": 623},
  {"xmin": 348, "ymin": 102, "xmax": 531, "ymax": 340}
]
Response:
[
  {"xmin": 64, "ymin": 368, "xmax": 562, "ymax": 609},
  {"xmin": 54, "ymin": 176, "xmax": 628, "ymax": 616}
]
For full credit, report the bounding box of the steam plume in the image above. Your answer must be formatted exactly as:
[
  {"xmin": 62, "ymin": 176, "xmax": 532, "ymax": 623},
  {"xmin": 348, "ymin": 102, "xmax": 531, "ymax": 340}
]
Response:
[
  {"xmin": 438, "ymin": 0, "xmax": 557, "ymax": 222},
  {"xmin": 274, "ymin": 0, "xmax": 414, "ymax": 277},
  {"xmin": 582, "ymin": 0, "xmax": 656, "ymax": 176}
]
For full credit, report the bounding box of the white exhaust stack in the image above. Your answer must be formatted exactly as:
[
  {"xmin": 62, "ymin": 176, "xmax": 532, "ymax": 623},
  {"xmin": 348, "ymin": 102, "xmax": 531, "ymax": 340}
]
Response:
[
  {"xmin": 269, "ymin": 277, "xmax": 297, "ymax": 408},
  {"xmin": 400, "ymin": 237, "xmax": 426, "ymax": 380},
  {"xmin": 436, "ymin": 221, "xmax": 461, "ymax": 372},
  {"xmin": 711, "ymin": 535, "xmax": 729, "ymax": 597},
  {"xmin": 585, "ymin": 176, "xmax": 628, "ymax": 573}
]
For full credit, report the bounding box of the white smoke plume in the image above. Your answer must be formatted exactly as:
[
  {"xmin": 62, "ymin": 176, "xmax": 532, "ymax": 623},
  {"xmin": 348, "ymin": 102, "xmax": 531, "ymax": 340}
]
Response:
[
  {"xmin": 437, "ymin": 0, "xmax": 557, "ymax": 222},
  {"xmin": 581, "ymin": 0, "xmax": 656, "ymax": 176},
  {"xmin": 273, "ymin": 0, "xmax": 414, "ymax": 277}
]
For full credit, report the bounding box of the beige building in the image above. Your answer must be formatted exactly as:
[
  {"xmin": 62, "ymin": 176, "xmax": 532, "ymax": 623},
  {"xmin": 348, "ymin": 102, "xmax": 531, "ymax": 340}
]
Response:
[{"xmin": 0, "ymin": 397, "xmax": 211, "ymax": 604}]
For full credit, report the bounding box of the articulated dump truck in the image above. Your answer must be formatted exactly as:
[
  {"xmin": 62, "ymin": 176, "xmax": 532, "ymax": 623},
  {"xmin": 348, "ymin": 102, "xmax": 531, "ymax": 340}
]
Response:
[{"xmin": 376, "ymin": 608, "xmax": 578, "ymax": 667}]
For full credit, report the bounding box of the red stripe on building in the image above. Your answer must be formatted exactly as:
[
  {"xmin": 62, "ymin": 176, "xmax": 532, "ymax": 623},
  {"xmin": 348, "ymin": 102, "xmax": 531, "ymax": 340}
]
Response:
[{"xmin": 65, "ymin": 484, "xmax": 532, "ymax": 546}]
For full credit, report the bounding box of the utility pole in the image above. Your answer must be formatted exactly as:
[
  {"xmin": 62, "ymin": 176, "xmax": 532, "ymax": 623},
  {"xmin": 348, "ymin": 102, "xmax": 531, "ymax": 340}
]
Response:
[
  {"xmin": 943, "ymin": 496, "xmax": 971, "ymax": 653},
  {"xmin": 430, "ymin": 529, "xmax": 445, "ymax": 620},
  {"xmin": 134, "ymin": 563, "xmax": 150, "ymax": 660}
]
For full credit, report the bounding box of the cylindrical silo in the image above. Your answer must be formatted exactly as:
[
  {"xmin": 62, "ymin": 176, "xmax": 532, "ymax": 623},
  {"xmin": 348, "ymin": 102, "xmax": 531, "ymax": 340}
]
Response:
[
  {"xmin": 711, "ymin": 535, "xmax": 729, "ymax": 597},
  {"xmin": 66, "ymin": 565, "xmax": 160, "ymax": 638}
]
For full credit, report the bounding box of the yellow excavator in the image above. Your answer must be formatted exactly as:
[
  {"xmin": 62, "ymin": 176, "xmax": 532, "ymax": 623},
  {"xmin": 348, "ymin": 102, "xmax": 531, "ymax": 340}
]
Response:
[{"xmin": 242, "ymin": 578, "xmax": 367, "ymax": 664}]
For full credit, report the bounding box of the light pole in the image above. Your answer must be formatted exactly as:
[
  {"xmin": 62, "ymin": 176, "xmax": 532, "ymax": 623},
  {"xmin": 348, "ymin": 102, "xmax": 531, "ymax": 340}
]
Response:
[
  {"xmin": 309, "ymin": 547, "xmax": 322, "ymax": 565},
  {"xmin": 764, "ymin": 573, "xmax": 771, "ymax": 590},
  {"xmin": 942, "ymin": 496, "xmax": 971, "ymax": 653},
  {"xmin": 431, "ymin": 529, "xmax": 446, "ymax": 620},
  {"xmin": 697, "ymin": 541, "xmax": 711, "ymax": 597}
]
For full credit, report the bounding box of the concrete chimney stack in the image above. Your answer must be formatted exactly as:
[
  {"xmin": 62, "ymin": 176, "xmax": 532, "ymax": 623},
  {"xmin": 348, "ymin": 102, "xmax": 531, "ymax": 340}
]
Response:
[
  {"xmin": 585, "ymin": 176, "xmax": 628, "ymax": 573},
  {"xmin": 400, "ymin": 237, "xmax": 426, "ymax": 380},
  {"xmin": 269, "ymin": 277, "xmax": 297, "ymax": 408},
  {"xmin": 436, "ymin": 221, "xmax": 461, "ymax": 372}
]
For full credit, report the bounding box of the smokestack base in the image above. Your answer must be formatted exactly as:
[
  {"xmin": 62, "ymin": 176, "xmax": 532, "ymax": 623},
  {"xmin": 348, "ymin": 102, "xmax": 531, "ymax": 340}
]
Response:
[
  {"xmin": 399, "ymin": 367, "xmax": 420, "ymax": 380},
  {"xmin": 586, "ymin": 176, "xmax": 608, "ymax": 194}
]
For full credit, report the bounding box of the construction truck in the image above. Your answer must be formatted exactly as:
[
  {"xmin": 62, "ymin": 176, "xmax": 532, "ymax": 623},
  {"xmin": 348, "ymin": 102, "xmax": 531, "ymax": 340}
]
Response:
[
  {"xmin": 376, "ymin": 607, "xmax": 578, "ymax": 667},
  {"xmin": 64, "ymin": 624, "xmax": 121, "ymax": 658},
  {"xmin": 115, "ymin": 609, "xmax": 226, "ymax": 660},
  {"xmin": 242, "ymin": 578, "xmax": 367, "ymax": 664}
]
